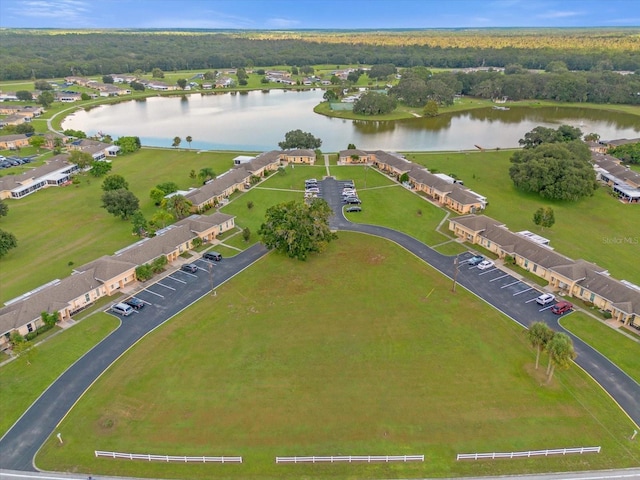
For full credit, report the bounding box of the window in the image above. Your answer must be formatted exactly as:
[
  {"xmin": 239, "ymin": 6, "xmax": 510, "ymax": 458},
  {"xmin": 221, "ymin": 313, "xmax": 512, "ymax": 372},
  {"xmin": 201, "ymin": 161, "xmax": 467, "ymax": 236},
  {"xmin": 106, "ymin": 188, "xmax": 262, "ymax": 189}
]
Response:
[
  {"xmin": 85, "ymin": 293, "xmax": 90, "ymax": 302},
  {"xmin": 580, "ymin": 288, "xmax": 584, "ymax": 296},
  {"xmin": 590, "ymin": 293, "xmax": 595, "ymax": 302},
  {"xmin": 27, "ymin": 323, "xmax": 33, "ymax": 332},
  {"xmin": 532, "ymin": 265, "xmax": 537, "ymax": 273}
]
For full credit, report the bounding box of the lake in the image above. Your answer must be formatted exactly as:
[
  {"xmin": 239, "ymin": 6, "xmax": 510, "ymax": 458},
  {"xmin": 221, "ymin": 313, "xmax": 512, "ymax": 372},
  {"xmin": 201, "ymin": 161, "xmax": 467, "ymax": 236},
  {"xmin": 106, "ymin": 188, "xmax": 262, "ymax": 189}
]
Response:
[{"xmin": 62, "ymin": 89, "xmax": 640, "ymax": 152}]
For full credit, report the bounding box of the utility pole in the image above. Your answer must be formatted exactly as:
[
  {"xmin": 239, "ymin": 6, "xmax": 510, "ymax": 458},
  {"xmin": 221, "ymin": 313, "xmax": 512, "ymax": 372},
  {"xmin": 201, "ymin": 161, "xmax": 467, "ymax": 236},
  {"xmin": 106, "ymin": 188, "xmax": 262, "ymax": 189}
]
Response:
[
  {"xmin": 452, "ymin": 254, "xmax": 460, "ymax": 293},
  {"xmin": 208, "ymin": 262, "xmax": 215, "ymax": 296}
]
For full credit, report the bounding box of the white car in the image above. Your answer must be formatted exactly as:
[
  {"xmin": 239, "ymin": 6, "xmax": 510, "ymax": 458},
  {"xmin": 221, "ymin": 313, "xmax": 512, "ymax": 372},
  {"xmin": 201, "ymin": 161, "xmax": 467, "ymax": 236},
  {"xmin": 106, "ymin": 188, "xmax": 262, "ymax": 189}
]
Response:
[{"xmin": 477, "ymin": 260, "xmax": 495, "ymax": 270}]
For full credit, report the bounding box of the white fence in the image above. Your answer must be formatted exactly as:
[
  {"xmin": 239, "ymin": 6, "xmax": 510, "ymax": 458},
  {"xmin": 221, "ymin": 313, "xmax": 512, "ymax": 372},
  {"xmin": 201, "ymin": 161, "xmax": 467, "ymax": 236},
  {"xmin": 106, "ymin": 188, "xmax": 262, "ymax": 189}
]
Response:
[
  {"xmin": 457, "ymin": 446, "xmax": 601, "ymax": 461},
  {"xmin": 95, "ymin": 450, "xmax": 242, "ymax": 463},
  {"xmin": 276, "ymin": 455, "xmax": 424, "ymax": 464}
]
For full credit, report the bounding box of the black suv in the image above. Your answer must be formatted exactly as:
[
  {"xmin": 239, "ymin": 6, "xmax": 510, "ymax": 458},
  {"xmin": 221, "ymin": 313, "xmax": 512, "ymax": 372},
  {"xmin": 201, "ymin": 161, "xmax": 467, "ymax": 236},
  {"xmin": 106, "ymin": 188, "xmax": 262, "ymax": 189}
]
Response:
[
  {"xmin": 181, "ymin": 263, "xmax": 198, "ymax": 273},
  {"xmin": 203, "ymin": 251, "xmax": 222, "ymax": 261},
  {"xmin": 124, "ymin": 297, "xmax": 145, "ymax": 309}
]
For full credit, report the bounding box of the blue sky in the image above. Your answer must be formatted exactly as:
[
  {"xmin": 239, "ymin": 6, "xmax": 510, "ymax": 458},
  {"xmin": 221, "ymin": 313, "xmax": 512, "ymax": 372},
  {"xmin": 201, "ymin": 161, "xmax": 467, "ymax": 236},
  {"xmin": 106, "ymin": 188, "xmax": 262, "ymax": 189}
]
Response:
[{"xmin": 0, "ymin": 0, "xmax": 638, "ymax": 29}]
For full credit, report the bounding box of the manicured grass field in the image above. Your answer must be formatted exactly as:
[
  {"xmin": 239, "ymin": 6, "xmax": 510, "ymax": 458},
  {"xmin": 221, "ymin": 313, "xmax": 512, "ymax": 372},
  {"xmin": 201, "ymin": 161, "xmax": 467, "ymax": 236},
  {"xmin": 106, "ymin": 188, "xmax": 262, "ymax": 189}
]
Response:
[
  {"xmin": 0, "ymin": 313, "xmax": 119, "ymax": 436},
  {"xmin": 560, "ymin": 312, "xmax": 640, "ymax": 384},
  {"xmin": 407, "ymin": 150, "xmax": 640, "ymax": 285},
  {"xmin": 35, "ymin": 234, "xmax": 639, "ymax": 479},
  {"xmin": 0, "ymin": 148, "xmax": 242, "ymax": 303}
]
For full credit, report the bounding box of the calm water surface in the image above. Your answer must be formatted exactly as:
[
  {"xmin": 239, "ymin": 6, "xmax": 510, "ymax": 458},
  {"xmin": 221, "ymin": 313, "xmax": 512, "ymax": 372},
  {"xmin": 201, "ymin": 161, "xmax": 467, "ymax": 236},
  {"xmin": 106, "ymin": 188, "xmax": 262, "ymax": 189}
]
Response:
[{"xmin": 62, "ymin": 89, "xmax": 640, "ymax": 151}]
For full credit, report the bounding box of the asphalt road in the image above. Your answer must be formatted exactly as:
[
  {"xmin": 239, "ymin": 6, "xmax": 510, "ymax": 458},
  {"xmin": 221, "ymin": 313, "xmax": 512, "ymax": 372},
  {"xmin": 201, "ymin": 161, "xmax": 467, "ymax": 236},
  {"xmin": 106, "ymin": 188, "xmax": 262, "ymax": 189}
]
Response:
[
  {"xmin": 0, "ymin": 243, "xmax": 268, "ymax": 471},
  {"xmin": 0, "ymin": 177, "xmax": 637, "ymax": 475}
]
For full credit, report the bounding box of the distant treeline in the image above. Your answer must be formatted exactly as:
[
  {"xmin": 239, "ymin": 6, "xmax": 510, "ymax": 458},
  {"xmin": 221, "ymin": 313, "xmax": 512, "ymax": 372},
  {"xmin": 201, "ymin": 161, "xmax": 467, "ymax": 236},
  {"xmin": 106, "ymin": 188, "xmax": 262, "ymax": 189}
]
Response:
[{"xmin": 1, "ymin": 30, "xmax": 640, "ymax": 81}]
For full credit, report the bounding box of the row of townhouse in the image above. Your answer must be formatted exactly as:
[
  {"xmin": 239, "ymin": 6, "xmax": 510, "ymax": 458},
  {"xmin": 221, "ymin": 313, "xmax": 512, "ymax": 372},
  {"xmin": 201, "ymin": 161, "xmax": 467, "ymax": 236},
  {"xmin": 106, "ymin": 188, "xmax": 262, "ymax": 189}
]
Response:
[
  {"xmin": 449, "ymin": 214, "xmax": 640, "ymax": 327},
  {"xmin": 592, "ymin": 153, "xmax": 640, "ymax": 204},
  {"xmin": 68, "ymin": 139, "xmax": 120, "ymax": 160},
  {"xmin": 0, "ymin": 155, "xmax": 79, "ymax": 199},
  {"xmin": 0, "ymin": 132, "xmax": 65, "ymax": 151},
  {"xmin": 0, "ymin": 212, "xmax": 236, "ymax": 351},
  {"xmin": 184, "ymin": 150, "xmax": 315, "ymax": 212},
  {"xmin": 0, "ymin": 105, "xmax": 44, "ymax": 127},
  {"xmin": 63, "ymin": 76, "xmax": 131, "ymax": 96},
  {"xmin": 339, "ymin": 149, "xmax": 487, "ymax": 214}
]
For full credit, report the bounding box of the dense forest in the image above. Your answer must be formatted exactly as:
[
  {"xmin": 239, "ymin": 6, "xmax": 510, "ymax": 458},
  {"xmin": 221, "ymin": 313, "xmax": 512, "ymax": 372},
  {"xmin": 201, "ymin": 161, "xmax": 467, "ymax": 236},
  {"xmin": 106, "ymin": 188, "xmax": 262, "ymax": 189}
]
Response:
[{"xmin": 1, "ymin": 28, "xmax": 639, "ymax": 81}]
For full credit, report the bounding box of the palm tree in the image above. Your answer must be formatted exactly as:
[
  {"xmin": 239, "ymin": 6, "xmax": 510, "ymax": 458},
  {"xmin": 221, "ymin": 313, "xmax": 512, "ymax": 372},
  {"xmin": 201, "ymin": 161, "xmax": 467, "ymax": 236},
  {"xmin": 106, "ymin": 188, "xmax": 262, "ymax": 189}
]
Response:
[
  {"xmin": 165, "ymin": 194, "xmax": 192, "ymax": 219},
  {"xmin": 527, "ymin": 321, "xmax": 554, "ymax": 370},
  {"xmin": 198, "ymin": 167, "xmax": 216, "ymax": 184},
  {"xmin": 186, "ymin": 135, "xmax": 193, "ymax": 149},
  {"xmin": 172, "ymin": 136, "xmax": 181, "ymax": 149},
  {"xmin": 151, "ymin": 209, "xmax": 174, "ymax": 228},
  {"xmin": 546, "ymin": 333, "xmax": 576, "ymax": 383}
]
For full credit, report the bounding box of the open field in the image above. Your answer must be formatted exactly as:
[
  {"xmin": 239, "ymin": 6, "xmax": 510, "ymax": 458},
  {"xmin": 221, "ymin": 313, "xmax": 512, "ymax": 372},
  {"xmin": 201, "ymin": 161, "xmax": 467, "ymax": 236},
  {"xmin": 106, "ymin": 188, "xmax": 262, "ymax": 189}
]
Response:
[
  {"xmin": 406, "ymin": 150, "xmax": 640, "ymax": 285},
  {"xmin": 560, "ymin": 312, "xmax": 640, "ymax": 384},
  {"xmin": 35, "ymin": 234, "xmax": 639, "ymax": 479},
  {"xmin": 0, "ymin": 148, "xmax": 242, "ymax": 303},
  {"xmin": 0, "ymin": 313, "xmax": 119, "ymax": 436}
]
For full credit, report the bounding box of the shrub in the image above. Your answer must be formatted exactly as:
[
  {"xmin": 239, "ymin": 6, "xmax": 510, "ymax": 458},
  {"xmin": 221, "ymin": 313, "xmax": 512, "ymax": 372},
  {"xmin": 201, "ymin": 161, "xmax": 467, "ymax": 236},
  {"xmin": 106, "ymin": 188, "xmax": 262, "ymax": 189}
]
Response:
[
  {"xmin": 151, "ymin": 256, "xmax": 168, "ymax": 273},
  {"xmin": 135, "ymin": 264, "xmax": 153, "ymax": 281},
  {"xmin": 602, "ymin": 310, "xmax": 613, "ymax": 319}
]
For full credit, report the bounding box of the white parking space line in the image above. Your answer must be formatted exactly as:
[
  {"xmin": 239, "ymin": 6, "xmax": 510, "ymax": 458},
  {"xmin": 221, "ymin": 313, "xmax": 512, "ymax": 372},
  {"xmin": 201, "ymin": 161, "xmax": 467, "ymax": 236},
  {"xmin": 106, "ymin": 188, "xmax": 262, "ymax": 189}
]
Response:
[
  {"xmin": 145, "ymin": 289, "xmax": 165, "ymax": 298},
  {"xmin": 539, "ymin": 305, "xmax": 554, "ymax": 312},
  {"xmin": 501, "ymin": 280, "xmax": 521, "ymax": 288},
  {"xmin": 180, "ymin": 270, "xmax": 198, "ymax": 278},
  {"xmin": 490, "ymin": 274, "xmax": 510, "ymax": 282},
  {"xmin": 479, "ymin": 268, "xmax": 498, "ymax": 275},
  {"xmin": 138, "ymin": 298, "xmax": 153, "ymax": 305},
  {"xmin": 167, "ymin": 275, "xmax": 187, "ymax": 284},
  {"xmin": 524, "ymin": 295, "xmax": 540, "ymax": 302},
  {"xmin": 513, "ymin": 287, "xmax": 534, "ymax": 296},
  {"xmin": 156, "ymin": 282, "xmax": 176, "ymax": 291}
]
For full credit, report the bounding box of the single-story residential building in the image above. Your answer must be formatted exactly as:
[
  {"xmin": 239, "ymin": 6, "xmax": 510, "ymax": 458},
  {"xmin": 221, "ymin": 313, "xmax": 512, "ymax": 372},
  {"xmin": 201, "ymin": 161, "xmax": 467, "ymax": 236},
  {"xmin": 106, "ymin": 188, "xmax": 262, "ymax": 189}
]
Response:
[
  {"xmin": 338, "ymin": 149, "xmax": 374, "ymax": 164},
  {"xmin": 0, "ymin": 155, "xmax": 78, "ymax": 199},
  {"xmin": 282, "ymin": 149, "xmax": 316, "ymax": 165},
  {"xmin": 0, "ymin": 134, "xmax": 30, "ymax": 150},
  {"xmin": 68, "ymin": 139, "xmax": 120, "ymax": 160},
  {"xmin": 449, "ymin": 214, "xmax": 640, "ymax": 326},
  {"xmin": 185, "ymin": 168, "xmax": 252, "ymax": 212}
]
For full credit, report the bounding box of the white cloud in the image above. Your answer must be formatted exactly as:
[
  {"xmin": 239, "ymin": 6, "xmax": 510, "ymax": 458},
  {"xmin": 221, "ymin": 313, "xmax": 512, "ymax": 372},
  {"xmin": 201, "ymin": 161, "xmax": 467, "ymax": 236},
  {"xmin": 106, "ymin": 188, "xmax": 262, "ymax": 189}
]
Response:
[
  {"xmin": 9, "ymin": 0, "xmax": 90, "ymax": 20},
  {"xmin": 536, "ymin": 10, "xmax": 583, "ymax": 19},
  {"xmin": 266, "ymin": 17, "xmax": 301, "ymax": 28}
]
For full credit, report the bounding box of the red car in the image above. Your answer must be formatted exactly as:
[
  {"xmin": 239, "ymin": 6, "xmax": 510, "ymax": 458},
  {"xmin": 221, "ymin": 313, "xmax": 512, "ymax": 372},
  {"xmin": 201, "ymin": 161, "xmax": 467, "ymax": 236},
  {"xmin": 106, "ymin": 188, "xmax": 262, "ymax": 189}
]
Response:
[{"xmin": 551, "ymin": 301, "xmax": 573, "ymax": 315}]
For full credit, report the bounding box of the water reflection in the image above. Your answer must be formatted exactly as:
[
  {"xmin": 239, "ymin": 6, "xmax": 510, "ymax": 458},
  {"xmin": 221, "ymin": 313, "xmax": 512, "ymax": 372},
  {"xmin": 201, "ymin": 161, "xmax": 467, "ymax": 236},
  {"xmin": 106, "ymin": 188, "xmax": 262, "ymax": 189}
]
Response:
[{"xmin": 62, "ymin": 89, "xmax": 640, "ymax": 152}]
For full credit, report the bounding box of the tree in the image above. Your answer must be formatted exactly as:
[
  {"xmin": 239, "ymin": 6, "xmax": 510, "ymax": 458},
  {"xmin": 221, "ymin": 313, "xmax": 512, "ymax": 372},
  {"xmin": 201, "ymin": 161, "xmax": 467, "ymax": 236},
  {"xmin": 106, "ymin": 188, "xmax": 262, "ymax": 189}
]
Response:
[
  {"xmin": 369, "ymin": 63, "xmax": 397, "ymax": 80},
  {"xmin": 198, "ymin": 167, "xmax": 215, "ymax": 184},
  {"xmin": 16, "ymin": 90, "xmax": 32, "ymax": 101},
  {"xmin": 37, "ymin": 91, "xmax": 54, "ymax": 108},
  {"xmin": 156, "ymin": 182, "xmax": 179, "ymax": 194},
  {"xmin": 323, "ymin": 89, "xmax": 338, "ymax": 102},
  {"xmin": 151, "ymin": 209, "xmax": 174, "ymax": 228},
  {"xmin": 15, "ymin": 123, "xmax": 35, "ymax": 134},
  {"xmin": 186, "ymin": 135, "xmax": 193, "ymax": 148},
  {"xmin": 102, "ymin": 174, "xmax": 128, "ymax": 191},
  {"xmin": 131, "ymin": 210, "xmax": 148, "ymax": 237},
  {"xmin": 177, "ymin": 78, "xmax": 187, "ymax": 89},
  {"xmin": 151, "ymin": 67, "xmax": 165, "ymax": 78},
  {"xmin": 34, "ymin": 80, "xmax": 53, "ymax": 90},
  {"xmin": 130, "ymin": 81, "xmax": 145, "ymax": 91},
  {"xmin": 527, "ymin": 322, "xmax": 554, "ymax": 370},
  {"xmin": 584, "ymin": 132, "xmax": 600, "ymax": 142},
  {"xmin": 163, "ymin": 194, "xmax": 192, "ymax": 219},
  {"xmin": 172, "ymin": 136, "xmax": 181, "ymax": 149},
  {"xmin": 533, "ymin": 207, "xmax": 555, "ymax": 229},
  {"xmin": 0, "ymin": 199, "xmax": 8, "ymax": 217},
  {"xmin": 242, "ymin": 227, "xmax": 251, "ymax": 242},
  {"xmin": 69, "ymin": 150, "xmax": 93, "ymax": 169},
  {"xmin": 546, "ymin": 333, "xmax": 576, "ymax": 383},
  {"xmin": 352, "ymin": 91, "xmax": 397, "ymax": 116},
  {"xmin": 510, "ymin": 140, "xmax": 596, "ymax": 201},
  {"xmin": 0, "ymin": 229, "xmax": 18, "ymax": 258},
  {"xmin": 114, "ymin": 136, "xmax": 141, "ymax": 154},
  {"xmin": 278, "ymin": 129, "xmax": 322, "ymax": 150},
  {"xmin": 423, "ymin": 100, "xmax": 439, "ymax": 117},
  {"xmin": 102, "ymin": 75, "xmax": 114, "ymax": 84},
  {"xmin": 28, "ymin": 135, "xmax": 45, "ymax": 151},
  {"xmin": 41, "ymin": 311, "xmax": 58, "ymax": 328},
  {"xmin": 347, "ymin": 143, "xmax": 356, "ymax": 150},
  {"xmin": 609, "ymin": 142, "xmax": 640, "ymax": 165},
  {"xmin": 150, "ymin": 187, "xmax": 166, "ymax": 206},
  {"xmin": 101, "ymin": 189, "xmax": 140, "ymax": 220},
  {"xmin": 258, "ymin": 199, "xmax": 337, "ymax": 261},
  {"xmin": 89, "ymin": 161, "xmax": 112, "ymax": 177},
  {"xmin": 247, "ymin": 200, "xmax": 254, "ymax": 210}
]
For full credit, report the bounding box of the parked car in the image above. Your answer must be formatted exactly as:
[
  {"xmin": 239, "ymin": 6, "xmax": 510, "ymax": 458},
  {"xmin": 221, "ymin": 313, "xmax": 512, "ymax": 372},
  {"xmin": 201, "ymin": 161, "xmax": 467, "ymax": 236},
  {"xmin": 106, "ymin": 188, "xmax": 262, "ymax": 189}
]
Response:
[
  {"xmin": 124, "ymin": 297, "xmax": 145, "ymax": 309},
  {"xmin": 345, "ymin": 206, "xmax": 362, "ymax": 212},
  {"xmin": 536, "ymin": 293, "xmax": 556, "ymax": 306},
  {"xmin": 477, "ymin": 260, "xmax": 495, "ymax": 270},
  {"xmin": 181, "ymin": 263, "xmax": 198, "ymax": 273},
  {"xmin": 111, "ymin": 302, "xmax": 134, "ymax": 316},
  {"xmin": 345, "ymin": 197, "xmax": 361, "ymax": 204},
  {"xmin": 203, "ymin": 251, "xmax": 222, "ymax": 261},
  {"xmin": 551, "ymin": 301, "xmax": 573, "ymax": 315},
  {"xmin": 305, "ymin": 178, "xmax": 317, "ymax": 184},
  {"xmin": 467, "ymin": 255, "xmax": 484, "ymax": 266}
]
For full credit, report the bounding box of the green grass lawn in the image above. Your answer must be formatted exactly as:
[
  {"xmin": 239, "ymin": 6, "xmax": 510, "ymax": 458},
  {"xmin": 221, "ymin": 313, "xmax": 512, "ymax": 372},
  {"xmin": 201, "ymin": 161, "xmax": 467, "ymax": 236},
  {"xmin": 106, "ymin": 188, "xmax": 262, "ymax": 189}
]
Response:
[
  {"xmin": 0, "ymin": 313, "xmax": 119, "ymax": 436},
  {"xmin": 406, "ymin": 150, "xmax": 640, "ymax": 285},
  {"xmin": 560, "ymin": 312, "xmax": 640, "ymax": 384},
  {"xmin": 35, "ymin": 234, "xmax": 639, "ymax": 479}
]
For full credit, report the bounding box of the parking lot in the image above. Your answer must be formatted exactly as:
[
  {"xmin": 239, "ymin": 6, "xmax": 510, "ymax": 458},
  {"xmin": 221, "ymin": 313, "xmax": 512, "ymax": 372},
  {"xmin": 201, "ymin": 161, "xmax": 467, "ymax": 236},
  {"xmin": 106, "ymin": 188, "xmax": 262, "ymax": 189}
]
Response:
[{"xmin": 456, "ymin": 251, "xmax": 575, "ymax": 326}]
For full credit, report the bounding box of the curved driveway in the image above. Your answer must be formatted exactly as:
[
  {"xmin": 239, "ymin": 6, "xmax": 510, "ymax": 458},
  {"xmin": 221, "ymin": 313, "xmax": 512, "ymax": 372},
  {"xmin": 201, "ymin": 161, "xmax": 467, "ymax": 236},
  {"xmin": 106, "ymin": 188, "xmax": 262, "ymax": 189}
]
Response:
[{"xmin": 0, "ymin": 178, "xmax": 638, "ymax": 474}]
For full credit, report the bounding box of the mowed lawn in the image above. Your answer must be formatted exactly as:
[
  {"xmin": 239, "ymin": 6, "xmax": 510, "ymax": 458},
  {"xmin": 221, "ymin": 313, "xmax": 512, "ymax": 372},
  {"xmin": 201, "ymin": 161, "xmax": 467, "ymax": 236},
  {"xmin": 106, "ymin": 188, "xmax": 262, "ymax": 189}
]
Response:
[
  {"xmin": 0, "ymin": 313, "xmax": 119, "ymax": 436},
  {"xmin": 36, "ymin": 234, "xmax": 639, "ymax": 479},
  {"xmin": 560, "ymin": 312, "xmax": 640, "ymax": 384},
  {"xmin": 0, "ymin": 148, "xmax": 242, "ymax": 302},
  {"xmin": 407, "ymin": 150, "xmax": 640, "ymax": 285}
]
